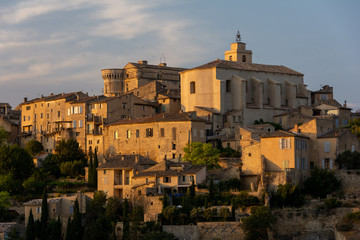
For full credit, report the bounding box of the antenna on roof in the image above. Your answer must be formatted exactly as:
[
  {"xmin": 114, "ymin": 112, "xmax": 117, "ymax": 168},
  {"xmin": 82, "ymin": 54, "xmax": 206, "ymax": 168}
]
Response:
[
  {"xmin": 160, "ymin": 53, "xmax": 166, "ymax": 64},
  {"xmin": 236, "ymin": 30, "xmax": 241, "ymax": 43}
]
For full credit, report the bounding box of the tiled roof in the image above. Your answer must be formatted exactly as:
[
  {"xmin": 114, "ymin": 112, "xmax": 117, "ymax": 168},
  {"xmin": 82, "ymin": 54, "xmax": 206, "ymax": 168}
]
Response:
[
  {"xmin": 157, "ymin": 89, "xmax": 180, "ymax": 99},
  {"xmin": 133, "ymin": 160, "xmax": 204, "ymax": 178},
  {"xmin": 126, "ymin": 62, "xmax": 186, "ymax": 71},
  {"xmin": 20, "ymin": 92, "xmax": 86, "ymax": 105},
  {"xmin": 24, "ymin": 198, "xmax": 62, "ymax": 206},
  {"xmin": 318, "ymin": 99, "xmax": 342, "ymax": 108},
  {"xmin": 261, "ymin": 130, "xmax": 309, "ymax": 139},
  {"xmin": 318, "ymin": 128, "xmax": 348, "ymax": 138},
  {"xmin": 0, "ymin": 103, "xmax": 11, "ymax": 108},
  {"xmin": 188, "ymin": 59, "xmax": 303, "ymax": 76},
  {"xmin": 98, "ymin": 155, "xmax": 157, "ymax": 169},
  {"xmin": 0, "ymin": 222, "xmax": 17, "ymax": 233},
  {"xmin": 194, "ymin": 106, "xmax": 221, "ymax": 114},
  {"xmin": 107, "ymin": 112, "xmax": 205, "ymax": 126}
]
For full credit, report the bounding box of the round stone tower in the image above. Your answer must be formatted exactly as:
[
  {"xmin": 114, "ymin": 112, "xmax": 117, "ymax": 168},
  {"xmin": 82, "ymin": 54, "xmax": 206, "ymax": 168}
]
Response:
[{"xmin": 101, "ymin": 69, "xmax": 124, "ymax": 97}]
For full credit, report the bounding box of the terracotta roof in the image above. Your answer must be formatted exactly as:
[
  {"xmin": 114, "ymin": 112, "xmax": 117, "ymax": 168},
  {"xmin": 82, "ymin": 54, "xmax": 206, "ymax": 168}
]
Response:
[
  {"xmin": 98, "ymin": 155, "xmax": 157, "ymax": 169},
  {"xmin": 133, "ymin": 160, "xmax": 204, "ymax": 178},
  {"xmin": 107, "ymin": 112, "xmax": 205, "ymax": 126},
  {"xmin": 0, "ymin": 222, "xmax": 17, "ymax": 233},
  {"xmin": 20, "ymin": 91, "xmax": 86, "ymax": 105},
  {"xmin": 261, "ymin": 130, "xmax": 309, "ymax": 139},
  {"xmin": 318, "ymin": 99, "xmax": 342, "ymax": 108},
  {"xmin": 318, "ymin": 128, "xmax": 349, "ymax": 138},
  {"xmin": 194, "ymin": 106, "xmax": 221, "ymax": 114},
  {"xmin": 188, "ymin": 59, "xmax": 303, "ymax": 76}
]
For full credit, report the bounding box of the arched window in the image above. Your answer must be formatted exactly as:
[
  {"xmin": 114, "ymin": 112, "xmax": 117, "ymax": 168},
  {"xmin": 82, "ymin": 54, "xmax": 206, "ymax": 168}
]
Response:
[
  {"xmin": 242, "ymin": 55, "xmax": 246, "ymax": 62},
  {"xmin": 226, "ymin": 80, "xmax": 231, "ymax": 93},
  {"xmin": 190, "ymin": 81, "xmax": 195, "ymax": 94}
]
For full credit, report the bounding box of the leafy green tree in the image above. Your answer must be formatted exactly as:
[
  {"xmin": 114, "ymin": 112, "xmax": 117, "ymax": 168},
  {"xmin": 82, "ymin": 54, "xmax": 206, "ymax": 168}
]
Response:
[
  {"xmin": 183, "ymin": 142, "xmax": 220, "ymax": 169},
  {"xmin": 347, "ymin": 118, "xmax": 360, "ymax": 138},
  {"xmin": 0, "ymin": 191, "xmax": 11, "ymax": 220},
  {"xmin": 105, "ymin": 197, "xmax": 123, "ymax": 222},
  {"xmin": 336, "ymin": 150, "xmax": 360, "ymax": 169},
  {"xmin": 271, "ymin": 183, "xmax": 304, "ymax": 208},
  {"xmin": 242, "ymin": 206, "xmax": 274, "ymax": 240},
  {"xmin": 0, "ymin": 127, "xmax": 9, "ymax": 146},
  {"xmin": 204, "ymin": 208, "xmax": 217, "ymax": 222},
  {"xmin": 162, "ymin": 206, "xmax": 176, "ymax": 224},
  {"xmin": 0, "ymin": 173, "xmax": 22, "ymax": 194},
  {"xmin": 54, "ymin": 139, "xmax": 87, "ymax": 163},
  {"xmin": 304, "ymin": 167, "xmax": 341, "ymax": 198},
  {"xmin": 219, "ymin": 207, "xmax": 231, "ymax": 221},
  {"xmin": 26, "ymin": 209, "xmax": 35, "ymax": 240},
  {"xmin": 0, "ymin": 144, "xmax": 34, "ymax": 181},
  {"xmin": 22, "ymin": 170, "xmax": 47, "ymax": 194},
  {"xmin": 162, "ymin": 194, "xmax": 169, "ymax": 210},
  {"xmin": 190, "ymin": 207, "xmax": 203, "ymax": 223},
  {"xmin": 25, "ymin": 139, "xmax": 44, "ymax": 156},
  {"xmin": 40, "ymin": 187, "xmax": 48, "ymax": 240}
]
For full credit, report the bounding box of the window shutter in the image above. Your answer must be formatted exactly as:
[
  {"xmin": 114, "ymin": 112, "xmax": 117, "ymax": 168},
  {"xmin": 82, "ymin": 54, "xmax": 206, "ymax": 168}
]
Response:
[
  {"xmin": 322, "ymin": 159, "xmax": 325, "ymax": 169},
  {"xmin": 330, "ymin": 159, "xmax": 333, "ymax": 169},
  {"xmin": 305, "ymin": 159, "xmax": 308, "ymax": 170},
  {"xmin": 296, "ymin": 157, "xmax": 300, "ymax": 169},
  {"xmin": 279, "ymin": 139, "xmax": 282, "ymax": 149}
]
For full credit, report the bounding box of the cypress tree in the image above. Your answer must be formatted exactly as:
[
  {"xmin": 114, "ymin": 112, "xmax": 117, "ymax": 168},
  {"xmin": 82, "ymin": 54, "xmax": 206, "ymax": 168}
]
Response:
[
  {"xmin": 40, "ymin": 187, "xmax": 48, "ymax": 240},
  {"xmin": 72, "ymin": 199, "xmax": 84, "ymax": 240},
  {"xmin": 122, "ymin": 198, "xmax": 130, "ymax": 240},
  {"xmin": 65, "ymin": 217, "xmax": 72, "ymax": 240},
  {"xmin": 26, "ymin": 209, "xmax": 35, "ymax": 240},
  {"xmin": 88, "ymin": 150, "xmax": 93, "ymax": 187},
  {"xmin": 93, "ymin": 148, "xmax": 98, "ymax": 189}
]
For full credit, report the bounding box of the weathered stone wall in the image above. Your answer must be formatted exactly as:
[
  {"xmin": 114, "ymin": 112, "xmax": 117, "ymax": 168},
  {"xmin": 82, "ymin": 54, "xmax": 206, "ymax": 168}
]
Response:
[
  {"xmin": 335, "ymin": 170, "xmax": 360, "ymax": 199},
  {"xmin": 163, "ymin": 222, "xmax": 244, "ymax": 240}
]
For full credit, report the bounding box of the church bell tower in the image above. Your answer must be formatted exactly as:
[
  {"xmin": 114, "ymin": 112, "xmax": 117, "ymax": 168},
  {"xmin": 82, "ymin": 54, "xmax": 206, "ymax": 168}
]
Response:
[{"xmin": 224, "ymin": 30, "xmax": 253, "ymax": 63}]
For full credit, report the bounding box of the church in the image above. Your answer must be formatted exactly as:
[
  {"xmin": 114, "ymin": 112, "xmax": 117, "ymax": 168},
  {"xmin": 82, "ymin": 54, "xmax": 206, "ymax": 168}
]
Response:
[{"xmin": 180, "ymin": 31, "xmax": 311, "ymax": 132}]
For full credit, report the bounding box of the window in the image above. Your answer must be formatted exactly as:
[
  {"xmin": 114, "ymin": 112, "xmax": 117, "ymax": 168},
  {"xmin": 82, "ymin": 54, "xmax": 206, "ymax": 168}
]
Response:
[
  {"xmin": 146, "ymin": 128, "xmax": 153, "ymax": 137},
  {"xmin": 190, "ymin": 176, "xmax": 194, "ymax": 182},
  {"xmin": 114, "ymin": 131, "xmax": 118, "ymax": 139},
  {"xmin": 182, "ymin": 176, "xmax": 186, "ymax": 182},
  {"xmin": 79, "ymin": 120, "xmax": 83, "ymax": 128},
  {"xmin": 73, "ymin": 121, "xmax": 77, "ymax": 128},
  {"xmin": 36, "ymin": 207, "xmax": 41, "ymax": 214},
  {"xmin": 58, "ymin": 111, "xmax": 60, "ymax": 117},
  {"xmin": 190, "ymin": 81, "xmax": 196, "ymax": 94},
  {"xmin": 67, "ymin": 109, "xmax": 70, "ymax": 116},
  {"xmin": 136, "ymin": 130, "xmax": 139, "ymax": 138},
  {"xmin": 301, "ymin": 139, "xmax": 307, "ymax": 150},
  {"xmin": 41, "ymin": 113, "xmax": 43, "ymax": 119},
  {"xmin": 296, "ymin": 157, "xmax": 300, "ymax": 169},
  {"xmin": 142, "ymin": 105, "xmax": 146, "ymax": 111},
  {"xmin": 157, "ymin": 73, "xmax": 162, "ymax": 80},
  {"xmin": 322, "ymin": 158, "xmax": 332, "ymax": 169},
  {"xmin": 47, "ymin": 113, "xmax": 49, "ymax": 119},
  {"xmin": 79, "ymin": 106, "xmax": 83, "ymax": 113},
  {"xmin": 310, "ymin": 161, "xmax": 315, "ymax": 169},
  {"xmin": 226, "ymin": 80, "xmax": 231, "ymax": 93},
  {"xmin": 127, "ymin": 130, "xmax": 131, "ymax": 139},
  {"xmin": 160, "ymin": 128, "xmax": 165, "ymax": 137},
  {"xmin": 28, "ymin": 116, "xmax": 30, "ymax": 121},
  {"xmin": 122, "ymin": 103, "xmax": 127, "ymax": 110},
  {"xmin": 324, "ymin": 142, "xmax": 330, "ymax": 152},
  {"xmin": 172, "ymin": 143, "xmax": 176, "ymax": 150},
  {"xmin": 163, "ymin": 177, "xmax": 171, "ymax": 183},
  {"xmin": 23, "ymin": 116, "xmax": 26, "ymax": 121},
  {"xmin": 172, "ymin": 153, "xmax": 175, "ymax": 159},
  {"xmin": 69, "ymin": 206, "xmax": 74, "ymax": 214},
  {"xmin": 26, "ymin": 106, "xmax": 31, "ymax": 110},
  {"xmin": 242, "ymin": 55, "xmax": 246, "ymax": 62},
  {"xmin": 172, "ymin": 127, "xmax": 176, "ymax": 140},
  {"xmin": 279, "ymin": 138, "xmax": 291, "ymax": 149}
]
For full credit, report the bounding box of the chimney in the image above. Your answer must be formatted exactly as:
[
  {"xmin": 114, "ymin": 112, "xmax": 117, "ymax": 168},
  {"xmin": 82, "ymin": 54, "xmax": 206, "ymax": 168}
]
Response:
[
  {"xmin": 344, "ymin": 100, "xmax": 347, "ymax": 108},
  {"xmin": 159, "ymin": 63, "xmax": 167, "ymax": 67},
  {"xmin": 50, "ymin": 93, "xmax": 53, "ymax": 96},
  {"xmin": 41, "ymin": 95, "xmax": 44, "ymax": 98},
  {"xmin": 24, "ymin": 97, "xmax": 27, "ymax": 103},
  {"xmin": 138, "ymin": 60, "xmax": 147, "ymax": 65}
]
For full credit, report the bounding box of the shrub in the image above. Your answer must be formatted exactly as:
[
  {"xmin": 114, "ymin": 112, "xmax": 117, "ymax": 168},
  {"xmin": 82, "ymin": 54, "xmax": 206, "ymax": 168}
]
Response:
[{"xmin": 303, "ymin": 167, "xmax": 341, "ymax": 198}]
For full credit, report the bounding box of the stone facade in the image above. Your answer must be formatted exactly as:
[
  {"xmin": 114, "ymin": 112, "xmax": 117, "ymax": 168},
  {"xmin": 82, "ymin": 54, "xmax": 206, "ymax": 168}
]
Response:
[
  {"xmin": 181, "ymin": 39, "xmax": 311, "ymax": 132},
  {"xmin": 102, "ymin": 60, "xmax": 185, "ymax": 97},
  {"xmin": 103, "ymin": 112, "xmax": 207, "ymax": 162}
]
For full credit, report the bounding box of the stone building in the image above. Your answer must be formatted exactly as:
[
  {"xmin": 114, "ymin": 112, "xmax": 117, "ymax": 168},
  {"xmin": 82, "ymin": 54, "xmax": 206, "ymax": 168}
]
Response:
[
  {"xmin": 102, "ymin": 60, "xmax": 186, "ymax": 97},
  {"xmin": 291, "ymin": 118, "xmax": 360, "ymax": 170},
  {"xmin": 0, "ymin": 103, "xmax": 20, "ymax": 144},
  {"xmin": 19, "ymin": 92, "xmax": 156, "ymax": 155},
  {"xmin": 97, "ymin": 154, "xmax": 157, "ymax": 199},
  {"xmin": 180, "ymin": 34, "xmax": 311, "ymax": 132},
  {"xmin": 103, "ymin": 112, "xmax": 208, "ymax": 162},
  {"xmin": 24, "ymin": 192, "xmax": 90, "ymax": 233}
]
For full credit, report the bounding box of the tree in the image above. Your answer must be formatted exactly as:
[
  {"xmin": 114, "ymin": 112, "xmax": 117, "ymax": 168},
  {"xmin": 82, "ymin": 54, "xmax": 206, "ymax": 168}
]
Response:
[
  {"xmin": 27, "ymin": 209, "xmax": 35, "ymax": 240},
  {"xmin": 204, "ymin": 208, "xmax": 217, "ymax": 222},
  {"xmin": 208, "ymin": 178, "xmax": 216, "ymax": 205},
  {"xmin": 47, "ymin": 217, "xmax": 62, "ymax": 240},
  {"xmin": 303, "ymin": 167, "xmax": 341, "ymax": 198},
  {"xmin": 183, "ymin": 142, "xmax": 220, "ymax": 169},
  {"xmin": 0, "ymin": 127, "xmax": 8, "ymax": 146},
  {"xmin": 336, "ymin": 150, "xmax": 360, "ymax": 169},
  {"xmin": 25, "ymin": 139, "xmax": 44, "ymax": 156},
  {"xmin": 162, "ymin": 205, "xmax": 176, "ymax": 224},
  {"xmin": 219, "ymin": 207, "xmax": 230, "ymax": 221},
  {"xmin": 88, "ymin": 150, "xmax": 94, "ymax": 186},
  {"xmin": 242, "ymin": 206, "xmax": 274, "ymax": 240},
  {"xmin": 122, "ymin": 198, "xmax": 130, "ymax": 240},
  {"xmin": 93, "ymin": 148, "xmax": 99, "ymax": 188},
  {"xmin": 271, "ymin": 183, "xmax": 304, "ymax": 208},
  {"xmin": 143, "ymin": 231, "xmax": 178, "ymax": 240},
  {"xmin": 6, "ymin": 227, "xmax": 21, "ymax": 240},
  {"xmin": 347, "ymin": 118, "xmax": 360, "ymax": 138},
  {"xmin": 0, "ymin": 173, "xmax": 22, "ymax": 194},
  {"xmin": 70, "ymin": 199, "xmax": 83, "ymax": 240},
  {"xmin": 40, "ymin": 187, "xmax": 48, "ymax": 240},
  {"xmin": 190, "ymin": 207, "xmax": 203, "ymax": 223},
  {"xmin": 0, "ymin": 191, "xmax": 11, "ymax": 221},
  {"xmin": 0, "ymin": 144, "xmax": 34, "ymax": 181},
  {"xmin": 22, "ymin": 169, "xmax": 47, "ymax": 194}
]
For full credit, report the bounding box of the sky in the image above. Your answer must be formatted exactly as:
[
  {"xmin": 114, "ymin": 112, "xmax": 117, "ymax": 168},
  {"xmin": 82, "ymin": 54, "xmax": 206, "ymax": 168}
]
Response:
[{"xmin": 1, "ymin": 0, "xmax": 359, "ymax": 110}]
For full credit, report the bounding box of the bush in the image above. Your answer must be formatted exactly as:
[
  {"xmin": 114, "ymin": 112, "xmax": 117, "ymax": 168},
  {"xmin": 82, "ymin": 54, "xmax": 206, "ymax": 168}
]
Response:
[
  {"xmin": 303, "ymin": 167, "xmax": 341, "ymax": 198},
  {"xmin": 323, "ymin": 197, "xmax": 342, "ymax": 210},
  {"xmin": 270, "ymin": 183, "xmax": 304, "ymax": 208},
  {"xmin": 242, "ymin": 206, "xmax": 274, "ymax": 240}
]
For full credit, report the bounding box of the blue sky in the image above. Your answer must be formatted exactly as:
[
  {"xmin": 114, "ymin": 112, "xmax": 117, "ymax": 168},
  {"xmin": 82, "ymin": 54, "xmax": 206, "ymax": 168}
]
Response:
[{"xmin": 1, "ymin": 0, "xmax": 359, "ymax": 110}]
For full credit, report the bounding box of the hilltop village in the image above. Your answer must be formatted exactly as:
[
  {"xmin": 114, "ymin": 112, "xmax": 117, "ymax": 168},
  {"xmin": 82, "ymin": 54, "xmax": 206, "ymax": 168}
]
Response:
[{"xmin": 1, "ymin": 34, "xmax": 360, "ymax": 240}]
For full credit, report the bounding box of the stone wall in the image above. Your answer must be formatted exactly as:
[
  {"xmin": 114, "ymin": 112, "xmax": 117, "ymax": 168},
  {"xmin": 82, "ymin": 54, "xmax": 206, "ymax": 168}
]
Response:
[
  {"xmin": 335, "ymin": 170, "xmax": 360, "ymax": 199},
  {"xmin": 163, "ymin": 222, "xmax": 244, "ymax": 240}
]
